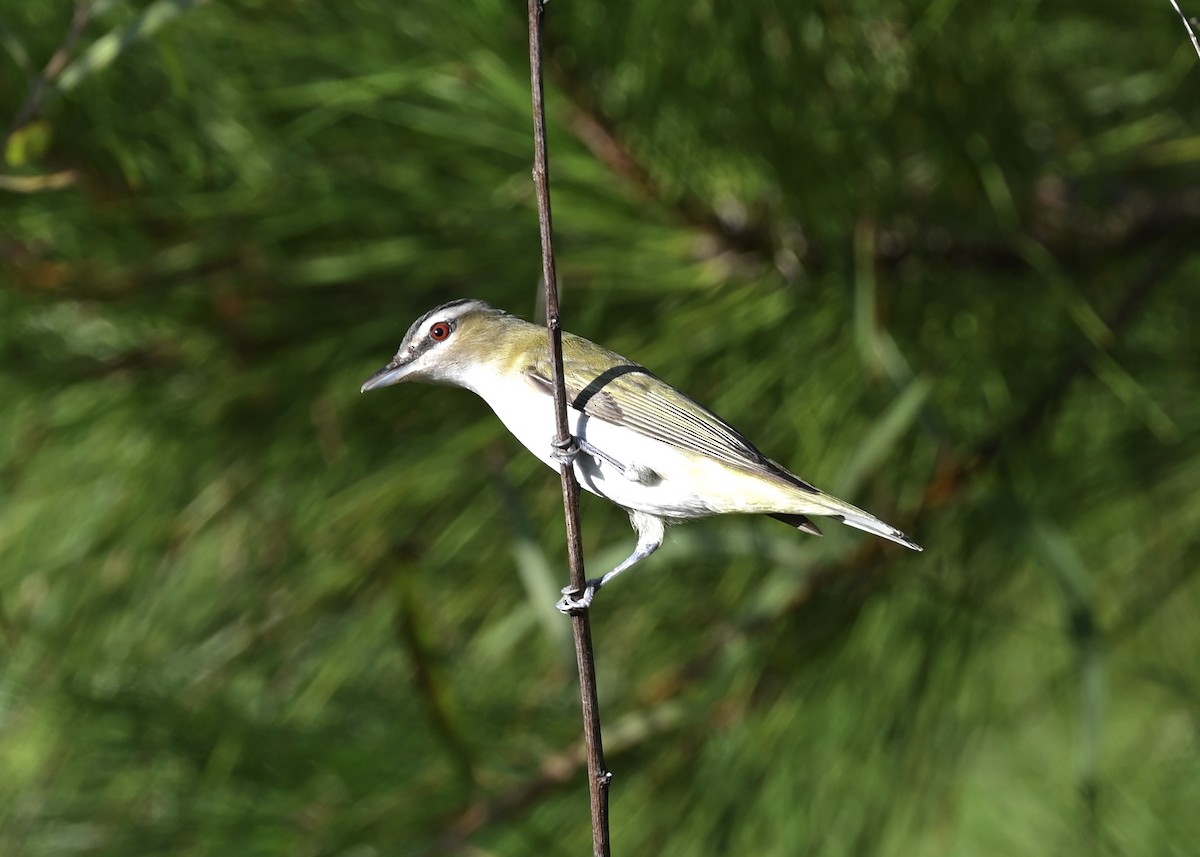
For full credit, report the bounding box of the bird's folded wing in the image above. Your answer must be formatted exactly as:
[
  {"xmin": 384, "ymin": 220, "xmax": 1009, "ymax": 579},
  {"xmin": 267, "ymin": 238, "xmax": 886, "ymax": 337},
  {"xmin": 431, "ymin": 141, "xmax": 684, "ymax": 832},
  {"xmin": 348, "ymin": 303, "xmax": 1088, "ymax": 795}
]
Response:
[{"xmin": 525, "ymin": 339, "xmax": 819, "ymax": 495}]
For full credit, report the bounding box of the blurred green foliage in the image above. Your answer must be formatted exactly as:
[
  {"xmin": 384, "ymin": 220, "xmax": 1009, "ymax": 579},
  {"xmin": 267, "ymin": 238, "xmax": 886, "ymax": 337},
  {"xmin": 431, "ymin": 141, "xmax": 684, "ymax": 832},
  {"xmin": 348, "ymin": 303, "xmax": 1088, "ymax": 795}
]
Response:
[{"xmin": 1, "ymin": 1, "xmax": 1198, "ymax": 854}]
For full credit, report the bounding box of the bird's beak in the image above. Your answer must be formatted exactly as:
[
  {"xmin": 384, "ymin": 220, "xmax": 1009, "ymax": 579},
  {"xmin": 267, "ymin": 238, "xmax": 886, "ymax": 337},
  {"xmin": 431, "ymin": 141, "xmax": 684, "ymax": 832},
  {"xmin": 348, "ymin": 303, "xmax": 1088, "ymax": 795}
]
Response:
[{"xmin": 360, "ymin": 355, "xmax": 417, "ymax": 393}]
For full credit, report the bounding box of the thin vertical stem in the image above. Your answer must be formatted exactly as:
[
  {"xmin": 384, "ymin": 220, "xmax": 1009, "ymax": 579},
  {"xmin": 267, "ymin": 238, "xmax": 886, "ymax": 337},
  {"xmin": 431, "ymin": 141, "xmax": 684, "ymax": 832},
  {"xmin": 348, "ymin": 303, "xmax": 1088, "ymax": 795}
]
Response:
[{"xmin": 526, "ymin": 2, "xmax": 613, "ymax": 855}]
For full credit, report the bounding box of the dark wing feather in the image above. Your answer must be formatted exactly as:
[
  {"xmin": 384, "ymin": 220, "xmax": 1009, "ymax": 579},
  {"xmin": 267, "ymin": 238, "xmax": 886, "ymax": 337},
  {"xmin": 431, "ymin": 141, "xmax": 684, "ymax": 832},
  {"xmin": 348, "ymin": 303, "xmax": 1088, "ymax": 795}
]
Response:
[{"xmin": 526, "ymin": 335, "xmax": 819, "ymax": 495}]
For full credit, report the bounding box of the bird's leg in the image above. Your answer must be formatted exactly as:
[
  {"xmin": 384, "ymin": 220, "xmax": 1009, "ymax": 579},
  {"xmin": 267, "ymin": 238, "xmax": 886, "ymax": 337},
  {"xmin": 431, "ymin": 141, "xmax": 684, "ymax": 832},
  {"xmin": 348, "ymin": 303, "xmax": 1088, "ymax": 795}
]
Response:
[
  {"xmin": 578, "ymin": 438, "xmax": 628, "ymax": 473},
  {"xmin": 557, "ymin": 512, "xmax": 666, "ymax": 614},
  {"xmin": 554, "ymin": 435, "xmax": 660, "ymax": 484}
]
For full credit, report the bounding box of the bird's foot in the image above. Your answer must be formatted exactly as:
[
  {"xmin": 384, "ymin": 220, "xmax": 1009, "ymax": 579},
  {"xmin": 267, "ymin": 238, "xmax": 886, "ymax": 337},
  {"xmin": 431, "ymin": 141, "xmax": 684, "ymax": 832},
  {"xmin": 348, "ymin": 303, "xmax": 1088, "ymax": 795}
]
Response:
[
  {"xmin": 556, "ymin": 580, "xmax": 600, "ymax": 615},
  {"xmin": 551, "ymin": 435, "xmax": 629, "ymax": 474},
  {"xmin": 550, "ymin": 434, "xmax": 581, "ymax": 465}
]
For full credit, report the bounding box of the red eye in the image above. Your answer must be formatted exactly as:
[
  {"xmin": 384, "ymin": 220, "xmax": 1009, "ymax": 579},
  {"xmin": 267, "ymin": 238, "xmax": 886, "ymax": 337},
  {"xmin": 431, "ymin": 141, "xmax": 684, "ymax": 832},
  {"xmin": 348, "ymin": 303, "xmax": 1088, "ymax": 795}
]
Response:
[{"xmin": 429, "ymin": 321, "xmax": 452, "ymax": 341}]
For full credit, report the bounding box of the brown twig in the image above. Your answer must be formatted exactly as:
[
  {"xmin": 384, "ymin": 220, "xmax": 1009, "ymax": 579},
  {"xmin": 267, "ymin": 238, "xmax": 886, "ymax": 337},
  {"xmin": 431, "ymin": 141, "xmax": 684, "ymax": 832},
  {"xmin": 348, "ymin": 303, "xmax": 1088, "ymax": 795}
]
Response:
[
  {"xmin": 527, "ymin": 1, "xmax": 613, "ymax": 855},
  {"xmin": 422, "ymin": 702, "xmax": 685, "ymax": 856},
  {"xmin": 558, "ymin": 73, "xmax": 777, "ymax": 264}
]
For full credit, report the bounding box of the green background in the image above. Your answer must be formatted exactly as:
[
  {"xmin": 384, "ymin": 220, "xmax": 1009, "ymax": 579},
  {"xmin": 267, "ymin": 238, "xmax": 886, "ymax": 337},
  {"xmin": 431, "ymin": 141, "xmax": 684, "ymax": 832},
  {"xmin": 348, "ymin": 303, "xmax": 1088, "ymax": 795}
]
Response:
[{"xmin": 2, "ymin": 1, "xmax": 1198, "ymax": 854}]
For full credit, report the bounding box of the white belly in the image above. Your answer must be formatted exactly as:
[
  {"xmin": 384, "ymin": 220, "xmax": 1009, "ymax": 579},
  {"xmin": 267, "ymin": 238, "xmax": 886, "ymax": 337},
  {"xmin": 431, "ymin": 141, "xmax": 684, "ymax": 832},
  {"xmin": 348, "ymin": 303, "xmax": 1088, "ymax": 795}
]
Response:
[{"xmin": 471, "ymin": 371, "xmax": 788, "ymax": 519}]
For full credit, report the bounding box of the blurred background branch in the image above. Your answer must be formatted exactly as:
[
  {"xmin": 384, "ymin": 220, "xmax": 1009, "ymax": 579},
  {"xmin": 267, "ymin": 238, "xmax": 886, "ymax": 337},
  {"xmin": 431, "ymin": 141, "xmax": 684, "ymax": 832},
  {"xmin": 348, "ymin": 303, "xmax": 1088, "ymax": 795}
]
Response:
[
  {"xmin": 3, "ymin": 1, "xmax": 91, "ymax": 149},
  {"xmin": 1, "ymin": 2, "xmax": 1198, "ymax": 856},
  {"xmin": 1167, "ymin": 0, "xmax": 1200, "ymax": 59}
]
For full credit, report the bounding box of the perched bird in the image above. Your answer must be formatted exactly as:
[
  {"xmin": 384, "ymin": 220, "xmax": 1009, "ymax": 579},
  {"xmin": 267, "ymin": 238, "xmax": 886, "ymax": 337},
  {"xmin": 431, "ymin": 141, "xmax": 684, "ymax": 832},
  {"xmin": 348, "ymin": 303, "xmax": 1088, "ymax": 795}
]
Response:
[{"xmin": 362, "ymin": 298, "xmax": 921, "ymax": 613}]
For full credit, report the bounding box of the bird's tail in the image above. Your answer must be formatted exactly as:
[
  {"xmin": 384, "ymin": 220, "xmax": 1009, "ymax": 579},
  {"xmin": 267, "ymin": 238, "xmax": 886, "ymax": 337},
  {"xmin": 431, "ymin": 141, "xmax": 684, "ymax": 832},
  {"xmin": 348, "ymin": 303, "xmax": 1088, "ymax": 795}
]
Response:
[
  {"xmin": 777, "ymin": 492, "xmax": 922, "ymax": 552},
  {"xmin": 835, "ymin": 508, "xmax": 922, "ymax": 551}
]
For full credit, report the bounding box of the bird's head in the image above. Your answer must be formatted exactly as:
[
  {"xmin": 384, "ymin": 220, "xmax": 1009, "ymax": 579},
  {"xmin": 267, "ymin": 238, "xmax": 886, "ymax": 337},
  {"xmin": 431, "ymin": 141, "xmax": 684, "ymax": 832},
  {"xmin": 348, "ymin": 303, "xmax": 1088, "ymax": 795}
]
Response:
[{"xmin": 361, "ymin": 298, "xmax": 514, "ymax": 393}]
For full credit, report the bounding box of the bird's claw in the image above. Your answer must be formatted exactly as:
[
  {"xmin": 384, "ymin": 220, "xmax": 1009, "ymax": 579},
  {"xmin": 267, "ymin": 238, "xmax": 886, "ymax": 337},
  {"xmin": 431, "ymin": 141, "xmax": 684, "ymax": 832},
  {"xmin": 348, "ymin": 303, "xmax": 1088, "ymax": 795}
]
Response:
[
  {"xmin": 550, "ymin": 434, "xmax": 580, "ymax": 465},
  {"xmin": 556, "ymin": 581, "xmax": 598, "ymax": 614},
  {"xmin": 553, "ymin": 435, "xmax": 633, "ymax": 477}
]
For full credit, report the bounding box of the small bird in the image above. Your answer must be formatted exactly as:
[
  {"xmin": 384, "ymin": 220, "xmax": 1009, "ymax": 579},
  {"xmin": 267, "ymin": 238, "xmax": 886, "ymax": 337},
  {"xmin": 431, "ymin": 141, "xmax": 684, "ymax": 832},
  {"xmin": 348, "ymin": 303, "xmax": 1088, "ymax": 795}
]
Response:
[{"xmin": 362, "ymin": 298, "xmax": 921, "ymax": 613}]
